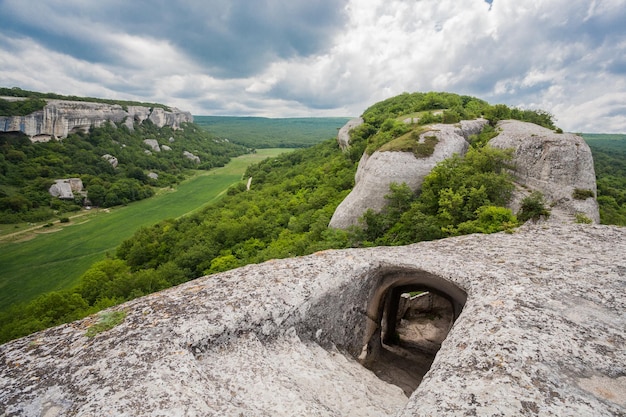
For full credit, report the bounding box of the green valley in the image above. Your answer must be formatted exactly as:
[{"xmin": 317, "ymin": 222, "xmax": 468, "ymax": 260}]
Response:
[{"xmin": 0, "ymin": 149, "xmax": 291, "ymax": 311}]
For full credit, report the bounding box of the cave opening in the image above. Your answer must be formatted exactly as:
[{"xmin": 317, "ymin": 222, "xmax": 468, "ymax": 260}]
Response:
[{"xmin": 358, "ymin": 270, "xmax": 466, "ymax": 396}]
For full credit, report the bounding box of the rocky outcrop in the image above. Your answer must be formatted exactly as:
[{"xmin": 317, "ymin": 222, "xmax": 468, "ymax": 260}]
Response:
[
  {"xmin": 329, "ymin": 119, "xmax": 488, "ymax": 228},
  {"xmin": 0, "ymin": 99, "xmax": 193, "ymax": 141},
  {"xmin": 1, "ymin": 223, "xmax": 624, "ymax": 416},
  {"xmin": 330, "ymin": 118, "xmax": 600, "ymax": 228},
  {"xmin": 490, "ymin": 120, "xmax": 600, "ymax": 223},
  {"xmin": 337, "ymin": 117, "xmax": 364, "ymax": 150},
  {"xmin": 183, "ymin": 150, "xmax": 200, "ymax": 164},
  {"xmin": 142, "ymin": 139, "xmax": 161, "ymax": 152},
  {"xmin": 48, "ymin": 178, "xmax": 83, "ymax": 199}
]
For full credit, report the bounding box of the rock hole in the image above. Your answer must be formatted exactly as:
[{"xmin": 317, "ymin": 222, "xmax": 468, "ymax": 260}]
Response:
[{"xmin": 359, "ymin": 270, "xmax": 466, "ymax": 396}]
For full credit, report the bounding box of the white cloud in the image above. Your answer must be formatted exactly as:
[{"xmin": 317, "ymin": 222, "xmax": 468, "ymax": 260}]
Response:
[{"xmin": 0, "ymin": 0, "xmax": 625, "ymax": 132}]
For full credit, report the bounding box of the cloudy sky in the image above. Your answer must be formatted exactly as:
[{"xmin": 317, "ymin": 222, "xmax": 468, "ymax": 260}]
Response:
[{"xmin": 1, "ymin": 0, "xmax": 625, "ymax": 133}]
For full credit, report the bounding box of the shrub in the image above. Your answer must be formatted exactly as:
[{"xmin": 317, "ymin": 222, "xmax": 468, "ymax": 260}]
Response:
[
  {"xmin": 572, "ymin": 188, "xmax": 595, "ymax": 200},
  {"xmin": 517, "ymin": 191, "xmax": 550, "ymax": 222},
  {"xmin": 59, "ymin": 217, "xmax": 70, "ymax": 223},
  {"xmin": 575, "ymin": 213, "xmax": 593, "ymax": 224}
]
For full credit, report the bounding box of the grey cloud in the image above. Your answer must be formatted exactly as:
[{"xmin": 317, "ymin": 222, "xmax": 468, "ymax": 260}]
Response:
[{"xmin": 0, "ymin": 0, "xmax": 348, "ymax": 78}]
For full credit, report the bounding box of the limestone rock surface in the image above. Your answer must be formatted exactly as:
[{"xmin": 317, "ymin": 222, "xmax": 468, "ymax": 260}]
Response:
[
  {"xmin": 337, "ymin": 117, "xmax": 364, "ymax": 150},
  {"xmin": 490, "ymin": 120, "xmax": 600, "ymax": 223},
  {"xmin": 2, "ymin": 223, "xmax": 624, "ymax": 416},
  {"xmin": 0, "ymin": 99, "xmax": 192, "ymax": 140},
  {"xmin": 142, "ymin": 139, "xmax": 161, "ymax": 152},
  {"xmin": 183, "ymin": 150, "xmax": 200, "ymax": 164},
  {"xmin": 329, "ymin": 120, "xmax": 488, "ymax": 228},
  {"xmin": 101, "ymin": 154, "xmax": 118, "ymax": 168}
]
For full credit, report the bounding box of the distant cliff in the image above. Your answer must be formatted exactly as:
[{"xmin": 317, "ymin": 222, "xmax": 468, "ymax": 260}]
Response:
[{"xmin": 0, "ymin": 98, "xmax": 193, "ymax": 141}]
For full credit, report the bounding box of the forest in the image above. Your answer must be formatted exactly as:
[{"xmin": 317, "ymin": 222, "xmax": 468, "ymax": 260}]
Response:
[
  {"xmin": 0, "ymin": 120, "xmax": 249, "ymax": 223},
  {"xmin": 0, "ymin": 91, "xmax": 589, "ymax": 344},
  {"xmin": 583, "ymin": 134, "xmax": 626, "ymax": 225},
  {"xmin": 194, "ymin": 116, "xmax": 351, "ymax": 148}
]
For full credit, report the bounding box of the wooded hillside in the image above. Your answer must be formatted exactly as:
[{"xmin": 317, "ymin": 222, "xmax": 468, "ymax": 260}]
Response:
[{"xmin": 0, "ymin": 121, "xmax": 248, "ymax": 223}]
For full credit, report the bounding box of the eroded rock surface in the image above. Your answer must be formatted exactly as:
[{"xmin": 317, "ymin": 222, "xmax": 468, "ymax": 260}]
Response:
[
  {"xmin": 1, "ymin": 223, "xmax": 624, "ymax": 416},
  {"xmin": 337, "ymin": 117, "xmax": 364, "ymax": 150},
  {"xmin": 491, "ymin": 120, "xmax": 600, "ymax": 223},
  {"xmin": 329, "ymin": 120, "xmax": 488, "ymax": 228},
  {"xmin": 0, "ymin": 99, "xmax": 192, "ymax": 140}
]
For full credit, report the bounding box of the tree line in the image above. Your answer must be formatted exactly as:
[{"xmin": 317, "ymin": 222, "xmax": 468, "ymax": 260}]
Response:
[{"xmin": 0, "ymin": 87, "xmax": 171, "ymax": 111}]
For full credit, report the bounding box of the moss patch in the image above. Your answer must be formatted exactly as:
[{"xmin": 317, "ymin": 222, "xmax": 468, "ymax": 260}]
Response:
[
  {"xmin": 85, "ymin": 310, "xmax": 126, "ymax": 338},
  {"xmin": 379, "ymin": 129, "xmax": 439, "ymax": 158}
]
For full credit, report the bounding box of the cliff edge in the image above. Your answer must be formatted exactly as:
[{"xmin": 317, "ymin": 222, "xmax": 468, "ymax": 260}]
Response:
[{"xmin": 0, "ymin": 98, "xmax": 193, "ymax": 141}]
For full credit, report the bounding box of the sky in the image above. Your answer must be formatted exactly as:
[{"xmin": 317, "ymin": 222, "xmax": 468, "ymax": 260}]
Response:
[{"xmin": 0, "ymin": 0, "xmax": 625, "ymax": 133}]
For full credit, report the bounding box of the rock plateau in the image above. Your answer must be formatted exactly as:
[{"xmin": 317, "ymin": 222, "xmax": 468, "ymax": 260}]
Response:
[{"xmin": 1, "ymin": 223, "xmax": 624, "ymax": 416}]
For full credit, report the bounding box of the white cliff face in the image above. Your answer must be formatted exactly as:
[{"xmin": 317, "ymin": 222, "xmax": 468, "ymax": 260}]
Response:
[
  {"xmin": 0, "ymin": 99, "xmax": 193, "ymax": 141},
  {"xmin": 329, "ymin": 120, "xmax": 489, "ymax": 229},
  {"xmin": 490, "ymin": 120, "xmax": 600, "ymax": 223}
]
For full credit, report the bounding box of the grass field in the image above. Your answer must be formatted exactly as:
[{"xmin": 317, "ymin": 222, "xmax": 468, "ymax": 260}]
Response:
[{"xmin": 0, "ymin": 149, "xmax": 291, "ymax": 311}]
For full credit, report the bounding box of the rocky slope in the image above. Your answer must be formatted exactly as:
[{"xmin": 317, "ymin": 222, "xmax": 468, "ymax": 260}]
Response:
[
  {"xmin": 330, "ymin": 118, "xmax": 599, "ymax": 228},
  {"xmin": 329, "ymin": 119, "xmax": 488, "ymax": 228},
  {"xmin": 1, "ymin": 223, "xmax": 624, "ymax": 416},
  {"xmin": 490, "ymin": 120, "xmax": 599, "ymax": 223},
  {"xmin": 0, "ymin": 99, "xmax": 192, "ymax": 141}
]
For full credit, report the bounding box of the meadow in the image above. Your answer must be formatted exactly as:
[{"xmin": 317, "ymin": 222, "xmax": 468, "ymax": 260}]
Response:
[{"xmin": 0, "ymin": 149, "xmax": 291, "ymax": 311}]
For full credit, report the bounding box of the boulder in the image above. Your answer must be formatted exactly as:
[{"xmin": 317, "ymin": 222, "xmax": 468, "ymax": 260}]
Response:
[
  {"xmin": 101, "ymin": 154, "xmax": 118, "ymax": 168},
  {"xmin": 183, "ymin": 151, "xmax": 200, "ymax": 164},
  {"xmin": 1, "ymin": 223, "xmax": 624, "ymax": 416},
  {"xmin": 161, "ymin": 145, "xmax": 172, "ymax": 151},
  {"xmin": 490, "ymin": 120, "xmax": 600, "ymax": 223},
  {"xmin": 337, "ymin": 117, "xmax": 364, "ymax": 150},
  {"xmin": 48, "ymin": 178, "xmax": 83, "ymax": 200},
  {"xmin": 329, "ymin": 120, "xmax": 489, "ymax": 228},
  {"xmin": 143, "ymin": 139, "xmax": 160, "ymax": 152}
]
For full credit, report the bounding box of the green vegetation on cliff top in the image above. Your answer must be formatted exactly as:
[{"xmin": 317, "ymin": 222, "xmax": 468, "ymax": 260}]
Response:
[{"xmin": 0, "ymin": 87, "xmax": 173, "ymax": 112}]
